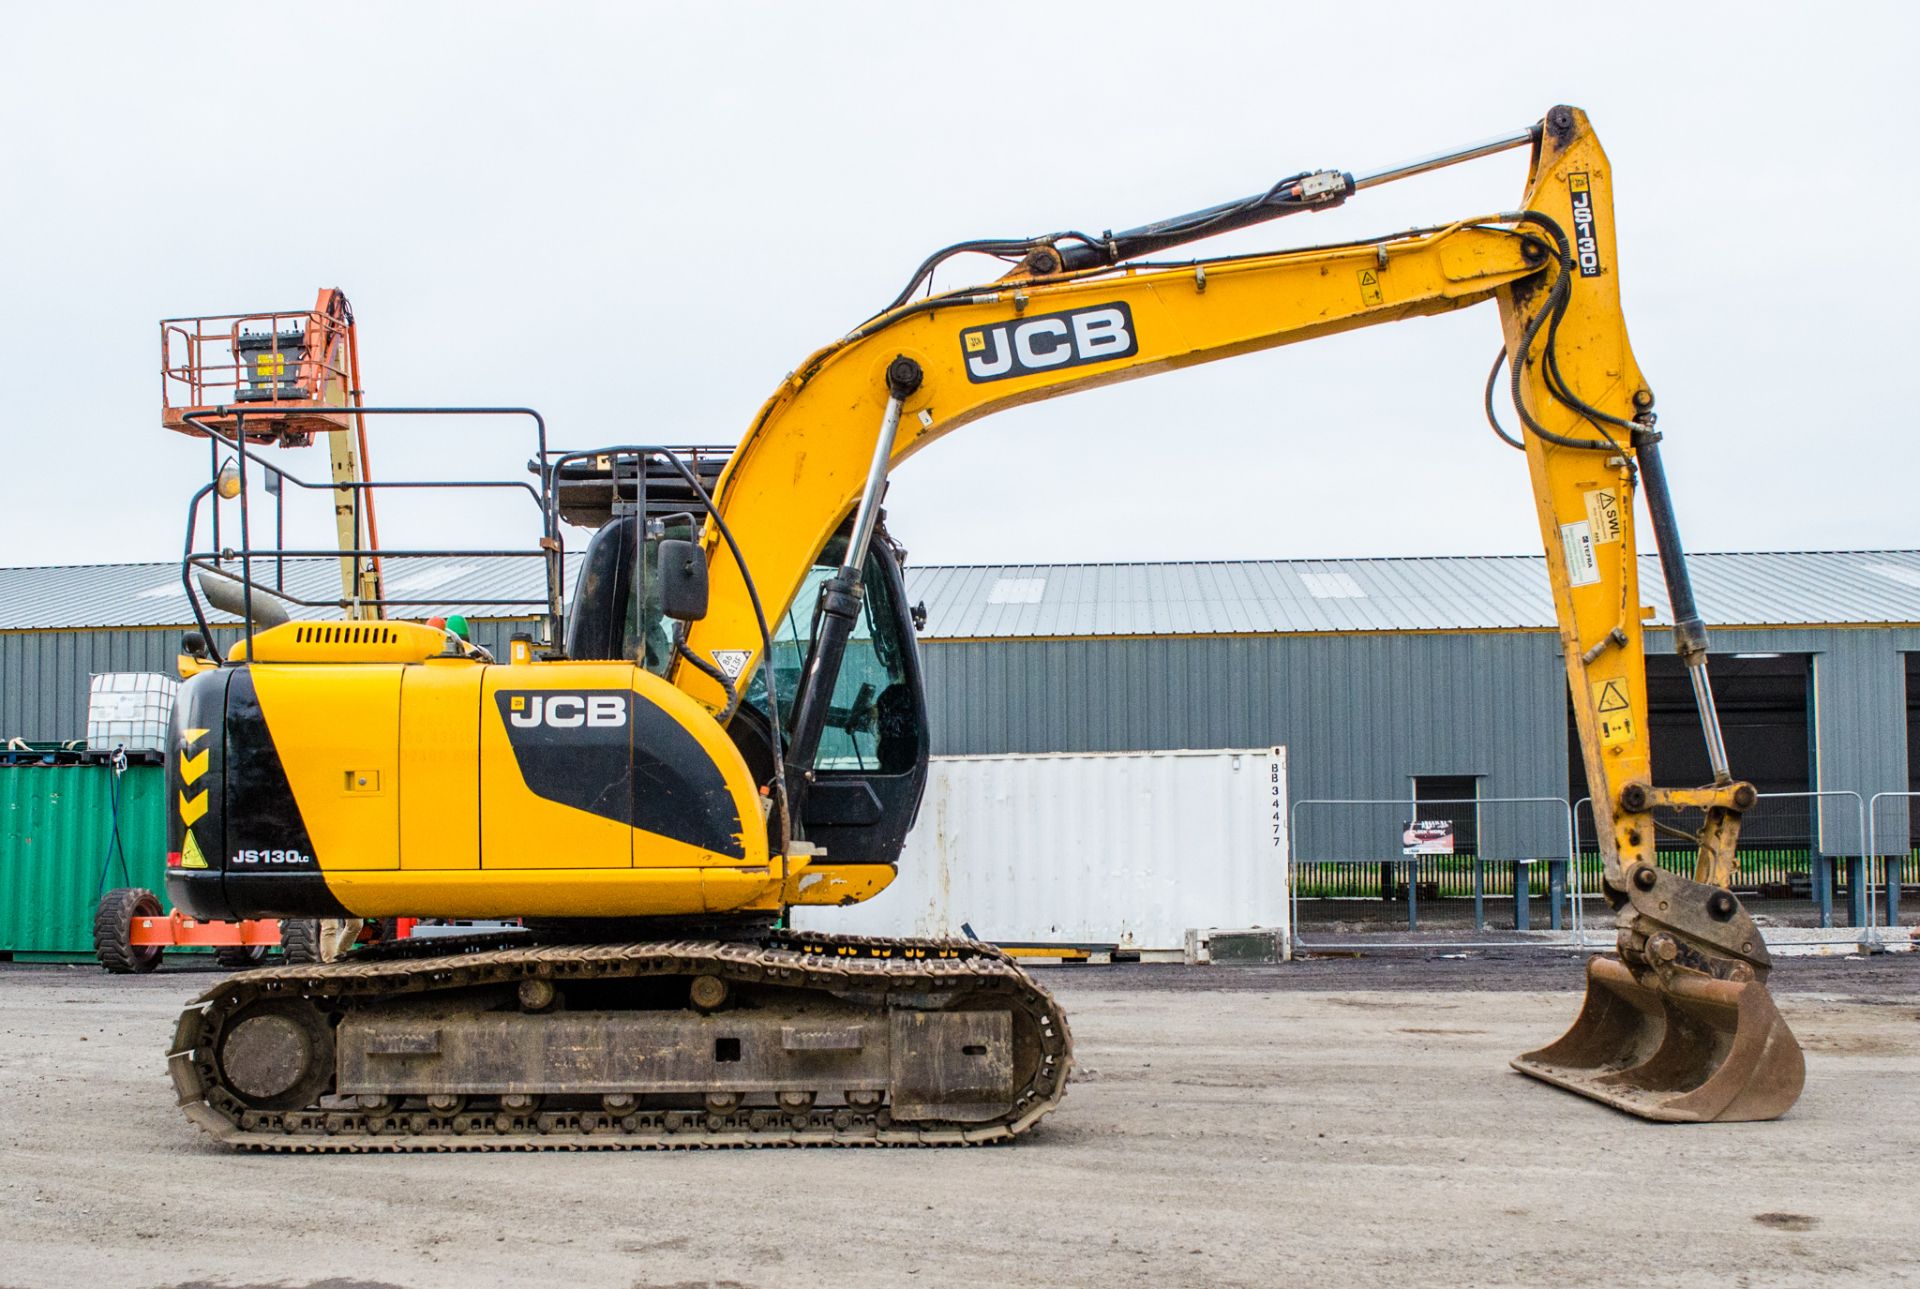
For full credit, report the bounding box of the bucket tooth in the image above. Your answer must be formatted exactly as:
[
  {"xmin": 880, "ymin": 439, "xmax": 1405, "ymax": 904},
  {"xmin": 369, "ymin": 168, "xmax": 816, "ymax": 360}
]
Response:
[{"xmin": 1512, "ymin": 956, "xmax": 1804, "ymax": 1123}]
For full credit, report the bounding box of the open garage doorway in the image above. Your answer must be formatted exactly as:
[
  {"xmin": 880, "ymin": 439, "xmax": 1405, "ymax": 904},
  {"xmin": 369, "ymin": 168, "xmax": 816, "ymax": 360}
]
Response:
[
  {"xmin": 1908, "ymin": 653, "xmax": 1919, "ymax": 844},
  {"xmin": 1570, "ymin": 652, "xmax": 1814, "ymax": 913},
  {"xmin": 1901, "ymin": 653, "xmax": 1918, "ymax": 923}
]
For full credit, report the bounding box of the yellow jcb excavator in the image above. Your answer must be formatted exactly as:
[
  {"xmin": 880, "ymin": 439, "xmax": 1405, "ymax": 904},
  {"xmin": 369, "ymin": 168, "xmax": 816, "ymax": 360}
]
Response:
[{"xmin": 162, "ymin": 104, "xmax": 1803, "ymax": 1151}]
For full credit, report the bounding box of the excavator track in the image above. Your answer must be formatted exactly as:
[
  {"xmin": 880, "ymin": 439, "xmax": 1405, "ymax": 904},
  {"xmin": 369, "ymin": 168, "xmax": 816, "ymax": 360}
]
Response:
[{"xmin": 168, "ymin": 935, "xmax": 1071, "ymax": 1152}]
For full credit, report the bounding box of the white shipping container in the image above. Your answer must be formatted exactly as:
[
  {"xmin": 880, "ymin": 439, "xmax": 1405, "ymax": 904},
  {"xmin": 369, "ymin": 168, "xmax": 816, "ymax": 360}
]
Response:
[
  {"xmin": 86, "ymin": 673, "xmax": 179, "ymax": 753},
  {"xmin": 792, "ymin": 747, "xmax": 1288, "ymax": 954}
]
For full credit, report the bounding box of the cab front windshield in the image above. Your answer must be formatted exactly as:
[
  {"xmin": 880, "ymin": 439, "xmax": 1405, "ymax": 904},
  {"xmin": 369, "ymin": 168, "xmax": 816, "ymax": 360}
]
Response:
[
  {"xmin": 745, "ymin": 537, "xmax": 917, "ymax": 774},
  {"xmin": 625, "ymin": 532, "xmax": 916, "ymax": 773}
]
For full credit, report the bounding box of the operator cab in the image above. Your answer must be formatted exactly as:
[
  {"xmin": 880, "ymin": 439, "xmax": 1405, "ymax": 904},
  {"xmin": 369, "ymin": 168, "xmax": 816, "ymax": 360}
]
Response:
[{"xmin": 557, "ymin": 451, "xmax": 930, "ymax": 865}]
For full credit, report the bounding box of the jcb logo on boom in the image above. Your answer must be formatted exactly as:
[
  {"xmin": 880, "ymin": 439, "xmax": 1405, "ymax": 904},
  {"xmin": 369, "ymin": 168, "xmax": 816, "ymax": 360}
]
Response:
[
  {"xmin": 959, "ymin": 302, "xmax": 1138, "ymax": 383},
  {"xmin": 505, "ymin": 693, "xmax": 628, "ymax": 729}
]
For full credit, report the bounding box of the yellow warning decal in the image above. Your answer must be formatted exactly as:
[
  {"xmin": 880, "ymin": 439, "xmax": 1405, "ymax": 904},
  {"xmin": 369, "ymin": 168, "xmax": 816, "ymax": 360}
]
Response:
[
  {"xmin": 179, "ymin": 789, "xmax": 208, "ymax": 827},
  {"xmin": 258, "ymin": 352, "xmax": 286, "ymax": 377},
  {"xmin": 1593, "ymin": 677, "xmax": 1630, "ymax": 713},
  {"xmin": 1357, "ymin": 268, "xmax": 1383, "ymax": 306},
  {"xmin": 1591, "ymin": 676, "xmax": 1634, "ymax": 749},
  {"xmin": 1597, "ymin": 711, "xmax": 1635, "ymax": 749},
  {"xmin": 180, "ymin": 830, "xmax": 208, "ymax": 870},
  {"xmin": 1583, "ymin": 488, "xmax": 1622, "ymax": 545}
]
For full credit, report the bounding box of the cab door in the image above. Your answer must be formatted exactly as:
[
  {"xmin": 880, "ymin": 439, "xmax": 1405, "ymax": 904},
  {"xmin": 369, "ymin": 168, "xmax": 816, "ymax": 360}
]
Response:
[{"xmin": 744, "ymin": 530, "xmax": 931, "ymax": 864}]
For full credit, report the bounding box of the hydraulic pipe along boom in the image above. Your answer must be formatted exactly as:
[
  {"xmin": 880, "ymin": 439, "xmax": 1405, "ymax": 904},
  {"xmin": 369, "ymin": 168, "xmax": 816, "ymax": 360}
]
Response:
[
  {"xmin": 1056, "ymin": 126, "xmax": 1537, "ymax": 271},
  {"xmin": 781, "ymin": 356, "xmax": 923, "ymax": 793},
  {"xmin": 1635, "ymin": 428, "xmax": 1734, "ymax": 784}
]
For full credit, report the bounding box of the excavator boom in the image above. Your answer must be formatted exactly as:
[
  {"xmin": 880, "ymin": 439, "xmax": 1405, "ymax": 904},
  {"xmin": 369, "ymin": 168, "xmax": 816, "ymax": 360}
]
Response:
[{"xmin": 676, "ymin": 104, "xmax": 1802, "ymax": 1122}]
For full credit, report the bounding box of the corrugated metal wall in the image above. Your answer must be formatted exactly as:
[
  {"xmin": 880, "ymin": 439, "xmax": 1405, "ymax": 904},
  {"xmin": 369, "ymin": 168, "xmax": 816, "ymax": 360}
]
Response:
[
  {"xmin": 1, "ymin": 630, "xmax": 186, "ymax": 741},
  {"xmin": 920, "ymin": 632, "xmax": 1572, "ymax": 860},
  {"xmin": 0, "ymin": 621, "xmax": 532, "ymax": 743},
  {"xmin": 6, "ymin": 620, "xmax": 1912, "ymax": 860}
]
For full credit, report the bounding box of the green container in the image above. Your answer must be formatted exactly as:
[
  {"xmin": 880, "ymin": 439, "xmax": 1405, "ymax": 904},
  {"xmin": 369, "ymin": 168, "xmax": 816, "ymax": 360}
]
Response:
[{"xmin": 0, "ymin": 762, "xmax": 177, "ymax": 962}]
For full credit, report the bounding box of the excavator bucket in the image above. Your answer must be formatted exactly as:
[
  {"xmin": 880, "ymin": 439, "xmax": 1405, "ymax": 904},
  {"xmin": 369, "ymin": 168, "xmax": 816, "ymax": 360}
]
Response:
[{"xmin": 1512, "ymin": 956, "xmax": 1805, "ymax": 1122}]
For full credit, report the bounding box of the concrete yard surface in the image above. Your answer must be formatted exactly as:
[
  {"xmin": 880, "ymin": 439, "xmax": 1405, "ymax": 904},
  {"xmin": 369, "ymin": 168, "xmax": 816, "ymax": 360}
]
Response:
[{"xmin": 0, "ymin": 955, "xmax": 1915, "ymax": 1289}]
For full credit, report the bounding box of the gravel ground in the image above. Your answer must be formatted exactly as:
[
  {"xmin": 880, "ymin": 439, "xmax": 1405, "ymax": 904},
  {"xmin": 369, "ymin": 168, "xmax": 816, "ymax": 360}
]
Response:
[{"xmin": 1, "ymin": 955, "xmax": 1915, "ymax": 1289}]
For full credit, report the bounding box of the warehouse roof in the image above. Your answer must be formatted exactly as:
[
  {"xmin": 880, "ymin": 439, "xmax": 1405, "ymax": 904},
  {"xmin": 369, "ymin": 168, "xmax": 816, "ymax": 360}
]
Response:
[
  {"xmin": 912, "ymin": 550, "xmax": 1920, "ymax": 637},
  {"xmin": 3, "ymin": 550, "xmax": 1919, "ymax": 637},
  {"xmin": 0, "ymin": 556, "xmax": 577, "ymax": 633}
]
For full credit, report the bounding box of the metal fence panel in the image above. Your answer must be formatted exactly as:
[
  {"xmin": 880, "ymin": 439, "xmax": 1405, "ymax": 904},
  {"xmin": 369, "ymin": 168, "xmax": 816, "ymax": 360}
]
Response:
[
  {"xmin": 1289, "ymin": 794, "xmax": 1577, "ymax": 947},
  {"xmin": 1574, "ymin": 790, "xmax": 1876, "ymax": 935},
  {"xmin": 1868, "ymin": 792, "xmax": 1919, "ymax": 926}
]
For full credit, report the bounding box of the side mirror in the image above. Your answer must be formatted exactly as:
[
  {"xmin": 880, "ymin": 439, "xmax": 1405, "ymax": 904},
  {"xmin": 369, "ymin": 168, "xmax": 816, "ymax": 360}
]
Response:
[{"xmin": 657, "ymin": 539, "xmax": 709, "ymax": 622}]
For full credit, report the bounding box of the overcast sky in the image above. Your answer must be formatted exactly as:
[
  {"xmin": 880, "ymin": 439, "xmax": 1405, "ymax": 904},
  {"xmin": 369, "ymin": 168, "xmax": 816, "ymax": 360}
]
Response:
[{"xmin": 2, "ymin": 2, "xmax": 1913, "ymax": 579}]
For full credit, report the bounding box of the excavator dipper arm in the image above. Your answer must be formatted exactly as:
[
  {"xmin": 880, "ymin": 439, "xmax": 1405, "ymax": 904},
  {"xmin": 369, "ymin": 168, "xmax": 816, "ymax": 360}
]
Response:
[{"xmin": 681, "ymin": 105, "xmax": 1802, "ymax": 1122}]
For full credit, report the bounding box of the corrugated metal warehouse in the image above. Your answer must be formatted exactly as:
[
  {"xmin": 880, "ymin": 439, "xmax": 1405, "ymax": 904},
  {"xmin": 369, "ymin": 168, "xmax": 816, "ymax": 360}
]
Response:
[{"xmin": 4, "ymin": 550, "xmax": 1919, "ymax": 871}]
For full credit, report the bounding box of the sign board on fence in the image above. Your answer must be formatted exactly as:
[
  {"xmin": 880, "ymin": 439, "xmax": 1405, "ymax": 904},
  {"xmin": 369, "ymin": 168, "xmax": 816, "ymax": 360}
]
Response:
[{"xmin": 1402, "ymin": 819, "xmax": 1454, "ymax": 855}]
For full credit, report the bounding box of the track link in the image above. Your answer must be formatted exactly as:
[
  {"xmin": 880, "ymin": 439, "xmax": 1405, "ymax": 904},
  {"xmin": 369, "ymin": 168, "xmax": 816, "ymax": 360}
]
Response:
[{"xmin": 169, "ymin": 936, "xmax": 1070, "ymax": 1152}]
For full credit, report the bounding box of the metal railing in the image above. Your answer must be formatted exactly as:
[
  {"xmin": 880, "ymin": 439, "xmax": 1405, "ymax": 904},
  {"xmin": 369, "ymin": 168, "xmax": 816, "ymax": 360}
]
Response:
[
  {"xmin": 180, "ymin": 407, "xmax": 559, "ymax": 658},
  {"xmin": 1288, "ymin": 787, "xmax": 1897, "ymax": 955},
  {"xmin": 1759, "ymin": 790, "xmax": 1871, "ymax": 936},
  {"xmin": 1288, "ymin": 795, "xmax": 1581, "ymax": 951},
  {"xmin": 1572, "ymin": 789, "xmax": 1879, "ymax": 948},
  {"xmin": 161, "ymin": 304, "xmax": 352, "ymax": 419}
]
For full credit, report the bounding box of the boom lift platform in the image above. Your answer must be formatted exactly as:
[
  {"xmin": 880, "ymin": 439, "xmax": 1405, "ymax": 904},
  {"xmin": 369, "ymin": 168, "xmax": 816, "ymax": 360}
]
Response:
[
  {"xmin": 161, "ymin": 289, "xmax": 383, "ymax": 617},
  {"xmin": 98, "ymin": 291, "xmax": 398, "ymax": 970}
]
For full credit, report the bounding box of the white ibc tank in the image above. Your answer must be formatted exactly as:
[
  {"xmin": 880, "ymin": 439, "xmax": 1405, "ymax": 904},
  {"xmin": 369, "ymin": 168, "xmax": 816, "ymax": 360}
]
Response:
[{"xmin": 86, "ymin": 673, "xmax": 180, "ymax": 753}]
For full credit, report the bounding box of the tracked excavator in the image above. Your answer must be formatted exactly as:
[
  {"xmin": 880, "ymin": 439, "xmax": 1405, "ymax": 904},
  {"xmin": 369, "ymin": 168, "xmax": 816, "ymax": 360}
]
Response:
[{"xmin": 161, "ymin": 105, "xmax": 1803, "ymax": 1151}]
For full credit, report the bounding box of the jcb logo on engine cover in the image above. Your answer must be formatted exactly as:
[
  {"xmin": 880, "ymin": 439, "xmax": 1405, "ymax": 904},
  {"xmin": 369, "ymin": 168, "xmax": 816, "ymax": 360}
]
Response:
[
  {"xmin": 959, "ymin": 302, "xmax": 1138, "ymax": 383},
  {"xmin": 502, "ymin": 692, "xmax": 629, "ymax": 729}
]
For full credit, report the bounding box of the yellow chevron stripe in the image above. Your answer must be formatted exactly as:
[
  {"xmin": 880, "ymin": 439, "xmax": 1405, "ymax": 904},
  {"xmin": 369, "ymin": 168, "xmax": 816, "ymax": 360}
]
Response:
[
  {"xmin": 179, "ymin": 748, "xmax": 209, "ymax": 785},
  {"xmin": 182, "ymin": 728, "xmax": 210, "ymax": 746},
  {"xmin": 179, "ymin": 789, "xmax": 207, "ymax": 827}
]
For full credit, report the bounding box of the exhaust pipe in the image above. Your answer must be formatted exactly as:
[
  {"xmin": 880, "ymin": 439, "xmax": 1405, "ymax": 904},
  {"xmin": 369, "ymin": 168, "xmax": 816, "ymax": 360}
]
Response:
[{"xmin": 197, "ymin": 570, "xmax": 292, "ymax": 629}]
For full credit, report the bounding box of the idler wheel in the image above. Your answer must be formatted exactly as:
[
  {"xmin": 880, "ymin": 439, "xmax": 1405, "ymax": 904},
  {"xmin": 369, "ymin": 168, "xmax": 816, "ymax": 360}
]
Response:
[
  {"xmin": 688, "ymin": 974, "xmax": 730, "ymax": 1012},
  {"xmin": 216, "ymin": 1000, "xmax": 335, "ymax": 1112}
]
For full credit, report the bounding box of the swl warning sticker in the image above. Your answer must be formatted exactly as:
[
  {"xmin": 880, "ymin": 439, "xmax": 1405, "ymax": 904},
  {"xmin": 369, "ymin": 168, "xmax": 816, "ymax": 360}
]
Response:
[
  {"xmin": 1584, "ymin": 488, "xmax": 1622, "ymax": 545},
  {"xmin": 1560, "ymin": 520, "xmax": 1600, "ymax": 587}
]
